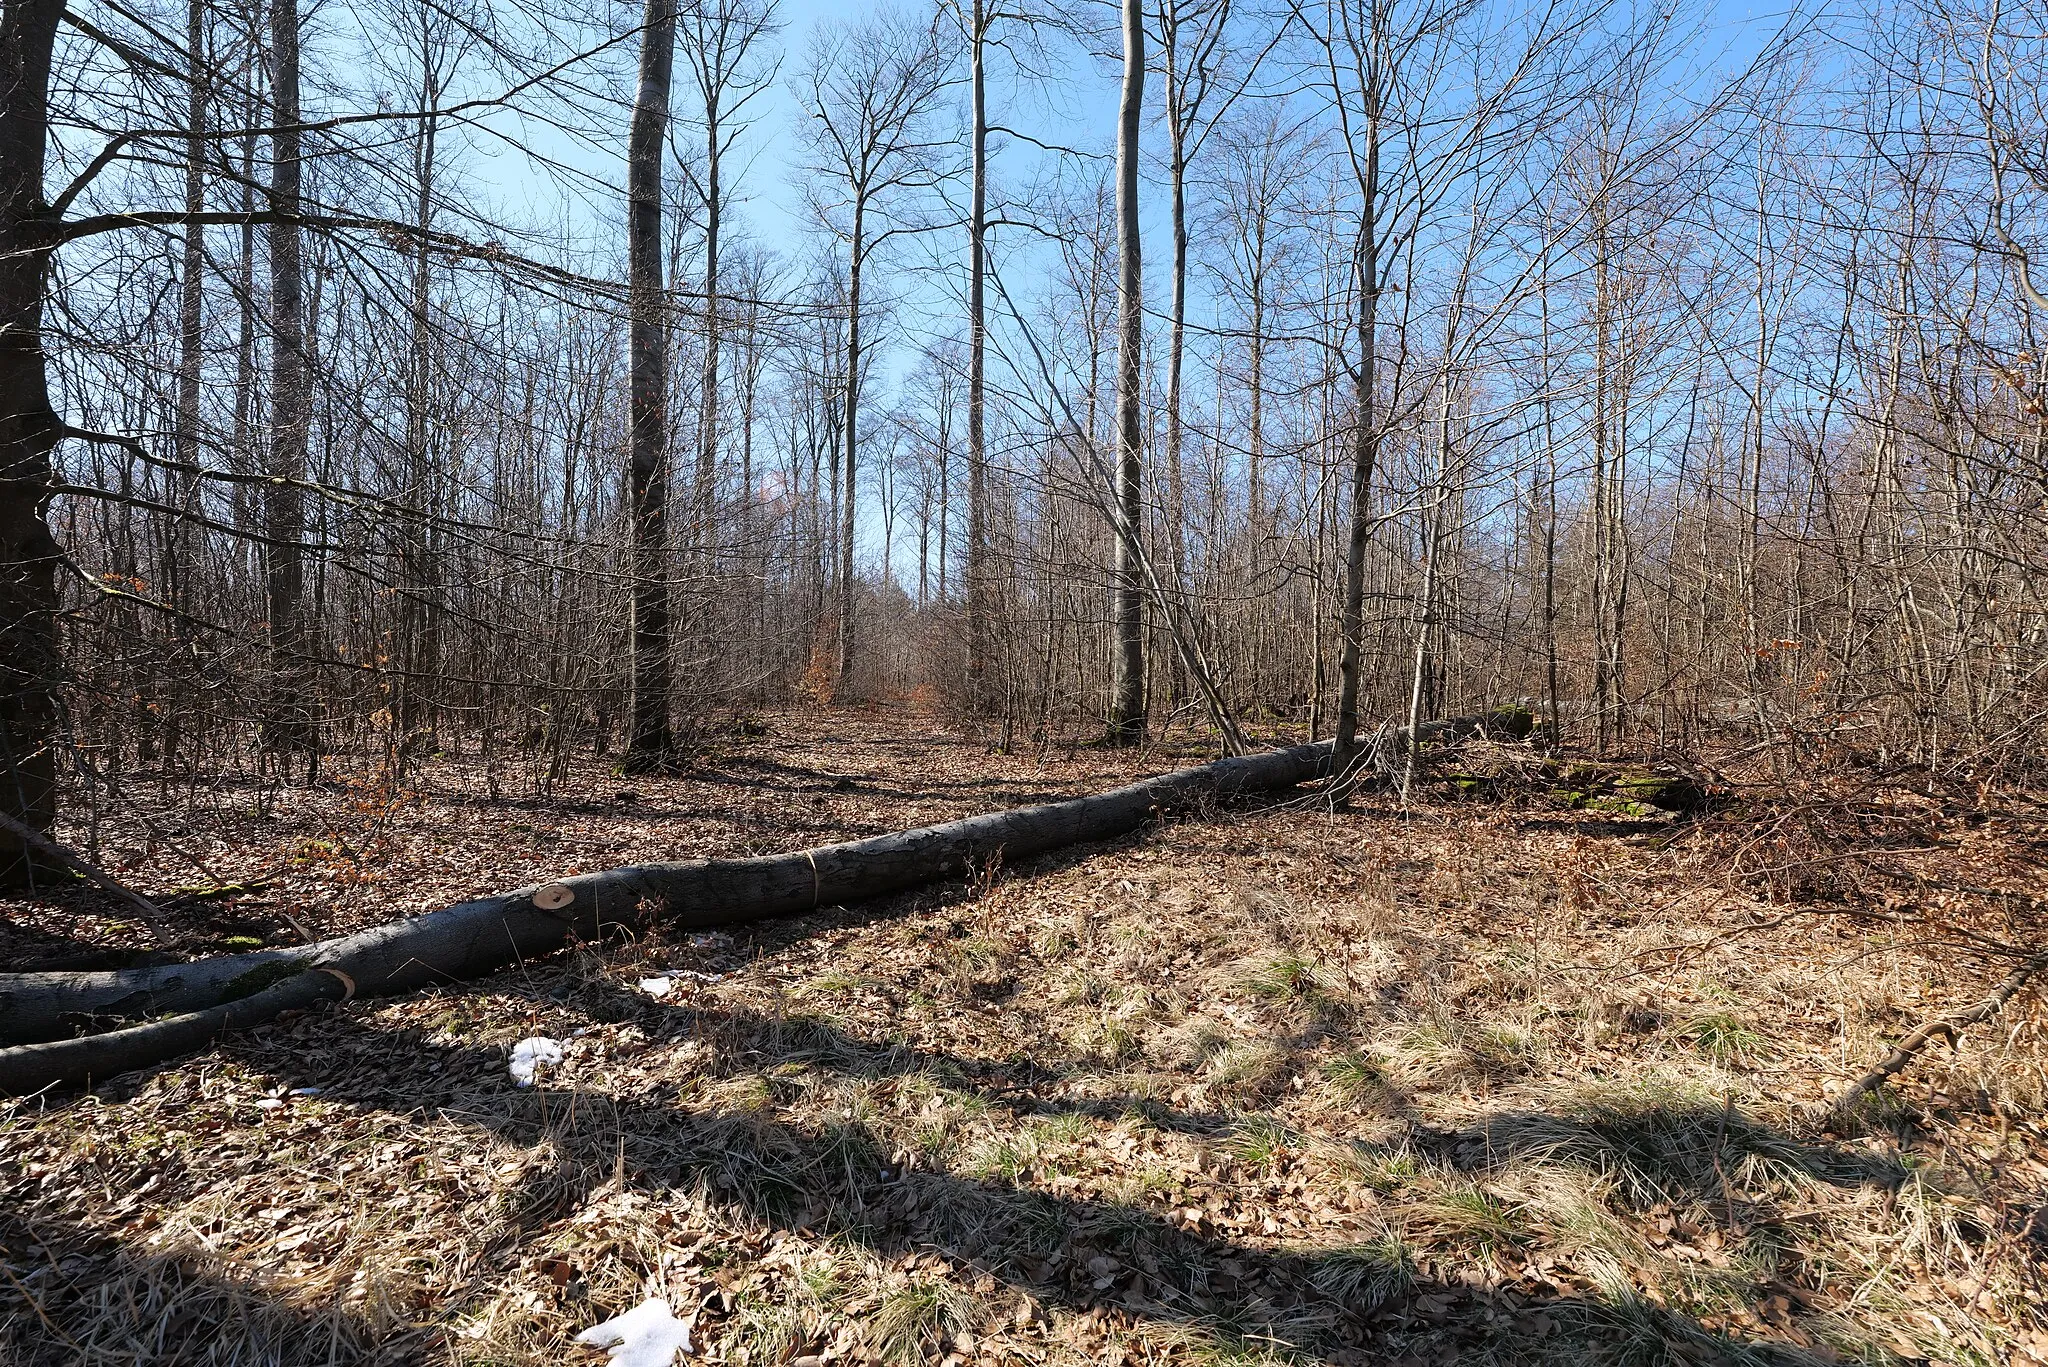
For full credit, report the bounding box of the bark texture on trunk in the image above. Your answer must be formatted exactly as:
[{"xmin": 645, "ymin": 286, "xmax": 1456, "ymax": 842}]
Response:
[
  {"xmin": 264, "ymin": 0, "xmax": 314, "ymax": 765},
  {"xmin": 170, "ymin": 0, "xmax": 207, "ymax": 635},
  {"xmin": 836, "ymin": 202, "xmax": 865, "ymax": 692},
  {"xmin": 1331, "ymin": 101, "xmax": 1383, "ymax": 789},
  {"xmin": 696, "ymin": 116, "xmax": 721, "ymax": 565},
  {"xmin": 0, "ymin": 0, "xmax": 67, "ymax": 886},
  {"xmin": 1109, "ymin": 0, "xmax": 1147, "ymax": 744},
  {"xmin": 1162, "ymin": 19, "xmax": 1191, "ymax": 715},
  {"xmin": 625, "ymin": 0, "xmax": 678, "ymax": 770},
  {"xmin": 396, "ymin": 58, "xmax": 442, "ymax": 751},
  {"xmin": 0, "ymin": 741, "xmax": 1335, "ymax": 1092},
  {"xmin": 965, "ymin": 0, "xmax": 991, "ymax": 714}
]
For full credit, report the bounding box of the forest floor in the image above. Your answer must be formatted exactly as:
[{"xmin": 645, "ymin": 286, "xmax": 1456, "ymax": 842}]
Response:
[{"xmin": 3, "ymin": 706, "xmax": 2045, "ymax": 1366}]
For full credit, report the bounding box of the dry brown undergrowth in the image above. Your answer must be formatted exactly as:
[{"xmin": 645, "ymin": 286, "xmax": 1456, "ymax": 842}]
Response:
[{"xmin": 4, "ymin": 717, "xmax": 2045, "ymax": 1366}]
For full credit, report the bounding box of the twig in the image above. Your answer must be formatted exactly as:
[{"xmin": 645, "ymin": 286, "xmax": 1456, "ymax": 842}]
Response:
[
  {"xmin": 0, "ymin": 810, "xmax": 180, "ymax": 947},
  {"xmin": 64, "ymin": 744, "xmax": 235, "ymax": 888},
  {"xmin": 1825, "ymin": 948, "xmax": 2048, "ymax": 1120}
]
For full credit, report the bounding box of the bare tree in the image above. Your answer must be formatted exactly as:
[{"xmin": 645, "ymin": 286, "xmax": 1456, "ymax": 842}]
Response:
[
  {"xmin": 793, "ymin": 8, "xmax": 951, "ymax": 693},
  {"xmin": 681, "ymin": 0, "xmax": 781, "ymax": 568},
  {"xmin": 264, "ymin": 0, "xmax": 314, "ymax": 771},
  {"xmin": 625, "ymin": 0, "xmax": 680, "ymax": 771},
  {"xmin": 0, "ymin": 0, "xmax": 64, "ymax": 885},
  {"xmin": 169, "ymin": 0, "xmax": 209, "ymax": 641},
  {"xmin": 15, "ymin": 0, "xmax": 2048, "ymax": 886},
  {"xmin": 1296, "ymin": 0, "xmax": 1601, "ymax": 785},
  {"xmin": 1110, "ymin": 0, "xmax": 1147, "ymax": 742},
  {"xmin": 960, "ymin": 0, "xmax": 996, "ymax": 713},
  {"xmin": 1155, "ymin": 0, "xmax": 1247, "ymax": 688}
]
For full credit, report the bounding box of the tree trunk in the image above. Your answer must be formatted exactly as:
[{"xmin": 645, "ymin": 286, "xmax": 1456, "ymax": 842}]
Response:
[
  {"xmin": 1109, "ymin": 0, "xmax": 1146, "ymax": 744},
  {"xmin": 0, "ymin": 0, "xmax": 66, "ymax": 887},
  {"xmin": 1401, "ymin": 367, "xmax": 1453, "ymax": 801},
  {"xmin": 264, "ymin": 0, "xmax": 314, "ymax": 769},
  {"xmin": 0, "ymin": 740, "xmax": 1337, "ymax": 1092},
  {"xmin": 836, "ymin": 205, "xmax": 864, "ymax": 691},
  {"xmin": 396, "ymin": 50, "xmax": 442, "ymax": 755},
  {"xmin": 230, "ymin": 80, "xmax": 259, "ymax": 553},
  {"xmin": 1331, "ymin": 103, "xmax": 1382, "ymax": 787},
  {"xmin": 168, "ymin": 0, "xmax": 207, "ymax": 706},
  {"xmin": 965, "ymin": 0, "xmax": 992, "ymax": 714},
  {"xmin": 695, "ymin": 90, "xmax": 721, "ymax": 573},
  {"xmin": 625, "ymin": 0, "xmax": 677, "ymax": 771},
  {"xmin": 1161, "ymin": 18, "xmax": 1190, "ymax": 717},
  {"xmin": 1538, "ymin": 274, "xmax": 1563, "ymax": 744}
]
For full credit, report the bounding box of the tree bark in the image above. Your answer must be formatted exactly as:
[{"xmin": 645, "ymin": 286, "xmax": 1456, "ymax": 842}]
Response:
[
  {"xmin": 695, "ymin": 82, "xmax": 721, "ymax": 576},
  {"xmin": 1161, "ymin": 10, "xmax": 1196, "ymax": 719},
  {"xmin": 0, "ymin": 0, "xmax": 67, "ymax": 886},
  {"xmin": 395, "ymin": 36, "xmax": 443, "ymax": 754},
  {"xmin": 169, "ymin": 0, "xmax": 207, "ymax": 679},
  {"xmin": 1109, "ymin": 0, "xmax": 1146, "ymax": 744},
  {"xmin": 836, "ymin": 203, "xmax": 864, "ymax": 691},
  {"xmin": 264, "ymin": 0, "xmax": 314, "ymax": 768},
  {"xmin": 965, "ymin": 0, "xmax": 992, "ymax": 715},
  {"xmin": 1330, "ymin": 81, "xmax": 1382, "ymax": 790},
  {"xmin": 625, "ymin": 0, "xmax": 678, "ymax": 771},
  {"xmin": 0, "ymin": 740, "xmax": 1336, "ymax": 1092}
]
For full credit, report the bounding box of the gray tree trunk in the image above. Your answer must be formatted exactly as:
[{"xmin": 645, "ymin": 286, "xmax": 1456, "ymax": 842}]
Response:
[
  {"xmin": 264, "ymin": 0, "xmax": 314, "ymax": 770},
  {"xmin": 966, "ymin": 0, "xmax": 992, "ymax": 714},
  {"xmin": 171, "ymin": 0, "xmax": 206, "ymax": 627},
  {"xmin": 396, "ymin": 40, "xmax": 443, "ymax": 753},
  {"xmin": 625, "ymin": 0, "xmax": 678, "ymax": 771},
  {"xmin": 1331, "ymin": 90, "xmax": 1383, "ymax": 788},
  {"xmin": 837, "ymin": 204, "xmax": 864, "ymax": 690},
  {"xmin": 1110, "ymin": 0, "xmax": 1147, "ymax": 743},
  {"xmin": 695, "ymin": 90, "xmax": 721, "ymax": 575}
]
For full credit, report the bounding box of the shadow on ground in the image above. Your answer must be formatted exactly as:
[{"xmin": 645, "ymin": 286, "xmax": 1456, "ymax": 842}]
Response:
[{"xmin": 3, "ymin": 960, "xmax": 1899, "ymax": 1366}]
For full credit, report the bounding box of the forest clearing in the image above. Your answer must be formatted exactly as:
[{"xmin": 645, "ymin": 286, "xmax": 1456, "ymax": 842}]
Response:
[
  {"xmin": 4, "ymin": 706, "xmax": 2044, "ymax": 1365},
  {"xmin": 11, "ymin": 0, "xmax": 2048, "ymax": 1358}
]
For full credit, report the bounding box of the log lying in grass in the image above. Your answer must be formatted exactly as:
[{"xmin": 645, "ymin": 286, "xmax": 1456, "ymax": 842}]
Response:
[
  {"xmin": 1438, "ymin": 758, "xmax": 1710, "ymax": 813},
  {"xmin": 0, "ymin": 740, "xmax": 1334, "ymax": 1094}
]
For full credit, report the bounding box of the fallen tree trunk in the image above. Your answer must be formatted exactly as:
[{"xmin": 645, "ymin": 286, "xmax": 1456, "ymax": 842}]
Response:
[
  {"xmin": 0, "ymin": 740, "xmax": 1333, "ymax": 1094},
  {"xmin": 1410, "ymin": 704, "xmax": 1538, "ymax": 745}
]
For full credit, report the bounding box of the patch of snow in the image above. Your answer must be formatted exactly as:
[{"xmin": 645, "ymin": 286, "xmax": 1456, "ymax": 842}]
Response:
[
  {"xmin": 574, "ymin": 1297, "xmax": 693, "ymax": 1366},
  {"xmin": 637, "ymin": 977, "xmax": 673, "ymax": 999},
  {"xmin": 507, "ymin": 1037, "xmax": 563, "ymax": 1087},
  {"xmin": 685, "ymin": 932, "xmax": 733, "ymax": 951},
  {"xmin": 254, "ymin": 1098, "xmax": 284, "ymax": 1111}
]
